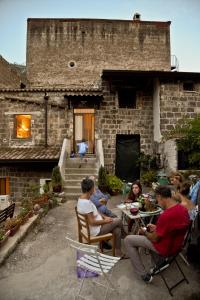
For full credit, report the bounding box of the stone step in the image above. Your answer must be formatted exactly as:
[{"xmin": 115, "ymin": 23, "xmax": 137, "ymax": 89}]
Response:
[
  {"xmin": 65, "ymin": 163, "xmax": 98, "ymax": 169},
  {"xmin": 66, "ymin": 157, "xmax": 97, "ymax": 164},
  {"xmin": 64, "ymin": 174, "xmax": 98, "ymax": 180},
  {"xmin": 64, "ymin": 180, "xmax": 82, "ymax": 187},
  {"xmin": 65, "ymin": 193, "xmax": 80, "ymax": 201},
  {"xmin": 65, "ymin": 168, "xmax": 98, "ymax": 174},
  {"xmin": 64, "ymin": 186, "xmax": 82, "ymax": 193}
]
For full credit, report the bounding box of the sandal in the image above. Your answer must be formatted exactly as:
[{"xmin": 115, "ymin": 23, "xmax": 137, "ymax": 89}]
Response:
[{"xmin": 120, "ymin": 254, "xmax": 129, "ymax": 260}]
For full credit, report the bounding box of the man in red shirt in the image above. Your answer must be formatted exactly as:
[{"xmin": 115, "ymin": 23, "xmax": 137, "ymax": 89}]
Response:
[{"xmin": 124, "ymin": 185, "xmax": 190, "ymax": 283}]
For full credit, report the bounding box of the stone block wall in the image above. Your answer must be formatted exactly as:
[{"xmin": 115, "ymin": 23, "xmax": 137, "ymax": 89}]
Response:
[
  {"xmin": 96, "ymin": 81, "xmax": 154, "ymax": 171},
  {"xmin": 0, "ymin": 91, "xmax": 70, "ymax": 148},
  {"xmin": 0, "ymin": 56, "xmax": 22, "ymax": 88},
  {"xmin": 0, "ymin": 165, "xmax": 52, "ymax": 201},
  {"xmin": 160, "ymin": 82, "xmax": 200, "ymax": 136},
  {"xmin": 27, "ymin": 18, "xmax": 171, "ymax": 88}
]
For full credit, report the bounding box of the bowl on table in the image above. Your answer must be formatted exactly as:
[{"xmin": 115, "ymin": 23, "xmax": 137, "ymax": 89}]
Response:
[{"xmin": 130, "ymin": 207, "xmax": 139, "ymax": 215}]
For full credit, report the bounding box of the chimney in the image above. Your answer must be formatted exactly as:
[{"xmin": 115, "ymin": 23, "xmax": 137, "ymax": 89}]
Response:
[{"xmin": 133, "ymin": 13, "xmax": 141, "ymax": 21}]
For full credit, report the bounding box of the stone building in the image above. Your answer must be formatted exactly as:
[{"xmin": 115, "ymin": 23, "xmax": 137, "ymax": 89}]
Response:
[{"xmin": 0, "ymin": 14, "xmax": 200, "ymax": 200}]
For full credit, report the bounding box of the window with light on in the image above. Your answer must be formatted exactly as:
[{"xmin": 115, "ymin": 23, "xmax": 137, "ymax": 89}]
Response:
[{"xmin": 15, "ymin": 115, "xmax": 31, "ymax": 139}]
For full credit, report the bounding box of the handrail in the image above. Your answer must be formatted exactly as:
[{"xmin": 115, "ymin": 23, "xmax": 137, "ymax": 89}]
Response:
[
  {"xmin": 58, "ymin": 138, "xmax": 71, "ymax": 179},
  {"xmin": 96, "ymin": 139, "xmax": 104, "ymax": 168}
]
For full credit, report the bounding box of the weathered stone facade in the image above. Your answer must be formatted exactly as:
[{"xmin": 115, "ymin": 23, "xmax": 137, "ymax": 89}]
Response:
[
  {"xmin": 27, "ymin": 18, "xmax": 171, "ymax": 88},
  {"xmin": 97, "ymin": 81, "xmax": 154, "ymax": 171}
]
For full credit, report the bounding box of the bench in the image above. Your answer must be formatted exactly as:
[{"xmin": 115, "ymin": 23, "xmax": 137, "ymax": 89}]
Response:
[{"xmin": 0, "ymin": 203, "xmax": 15, "ymax": 224}]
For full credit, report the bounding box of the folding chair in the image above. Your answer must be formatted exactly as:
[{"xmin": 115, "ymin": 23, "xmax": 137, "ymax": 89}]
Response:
[
  {"xmin": 151, "ymin": 227, "xmax": 190, "ymax": 296},
  {"xmin": 75, "ymin": 207, "xmax": 116, "ymax": 256},
  {"xmin": 65, "ymin": 235, "xmax": 120, "ymax": 300}
]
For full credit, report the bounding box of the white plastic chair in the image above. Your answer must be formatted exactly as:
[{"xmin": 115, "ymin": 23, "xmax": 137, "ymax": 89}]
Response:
[{"xmin": 65, "ymin": 235, "xmax": 120, "ymax": 300}]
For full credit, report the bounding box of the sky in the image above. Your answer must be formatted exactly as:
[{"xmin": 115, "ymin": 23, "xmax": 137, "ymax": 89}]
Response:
[{"xmin": 0, "ymin": 0, "xmax": 200, "ymax": 72}]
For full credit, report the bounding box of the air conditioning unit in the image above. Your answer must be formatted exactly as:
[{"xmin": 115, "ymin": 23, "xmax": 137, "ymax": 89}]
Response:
[{"xmin": 0, "ymin": 195, "xmax": 10, "ymax": 210}]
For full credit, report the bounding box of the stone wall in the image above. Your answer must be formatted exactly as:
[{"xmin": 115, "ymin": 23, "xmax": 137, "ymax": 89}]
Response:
[
  {"xmin": 160, "ymin": 82, "xmax": 200, "ymax": 136},
  {"xmin": 96, "ymin": 81, "xmax": 154, "ymax": 171},
  {"xmin": 0, "ymin": 165, "xmax": 52, "ymax": 201},
  {"xmin": 27, "ymin": 18, "xmax": 171, "ymax": 88},
  {"xmin": 0, "ymin": 56, "xmax": 22, "ymax": 88},
  {"xmin": 0, "ymin": 92, "xmax": 70, "ymax": 148}
]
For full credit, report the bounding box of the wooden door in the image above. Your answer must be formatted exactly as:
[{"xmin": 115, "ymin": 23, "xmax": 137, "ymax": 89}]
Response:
[{"xmin": 74, "ymin": 109, "xmax": 95, "ymax": 153}]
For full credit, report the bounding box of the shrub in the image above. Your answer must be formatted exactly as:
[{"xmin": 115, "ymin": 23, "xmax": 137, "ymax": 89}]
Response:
[
  {"xmin": 106, "ymin": 174, "xmax": 123, "ymax": 194},
  {"xmin": 141, "ymin": 170, "xmax": 157, "ymax": 187},
  {"xmin": 51, "ymin": 166, "xmax": 62, "ymax": 193},
  {"xmin": 98, "ymin": 166, "xmax": 108, "ymax": 192}
]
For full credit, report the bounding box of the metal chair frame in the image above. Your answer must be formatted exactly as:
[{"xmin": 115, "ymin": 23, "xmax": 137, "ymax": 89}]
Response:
[{"xmin": 65, "ymin": 236, "xmax": 120, "ymax": 300}]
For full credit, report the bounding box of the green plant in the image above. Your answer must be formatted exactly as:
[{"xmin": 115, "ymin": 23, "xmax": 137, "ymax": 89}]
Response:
[
  {"xmin": 18, "ymin": 207, "xmax": 30, "ymax": 218},
  {"xmin": 51, "ymin": 166, "xmax": 63, "ymax": 192},
  {"xmin": 0, "ymin": 229, "xmax": 5, "ymax": 241},
  {"xmin": 98, "ymin": 165, "xmax": 108, "ymax": 192},
  {"xmin": 106, "ymin": 174, "xmax": 123, "ymax": 193},
  {"xmin": 136, "ymin": 152, "xmax": 157, "ymax": 173},
  {"xmin": 140, "ymin": 170, "xmax": 157, "ymax": 187},
  {"xmin": 4, "ymin": 217, "xmax": 21, "ymax": 231}
]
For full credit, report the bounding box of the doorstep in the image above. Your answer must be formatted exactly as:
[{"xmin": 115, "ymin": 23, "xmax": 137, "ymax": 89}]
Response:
[{"xmin": 0, "ymin": 214, "xmax": 39, "ymax": 266}]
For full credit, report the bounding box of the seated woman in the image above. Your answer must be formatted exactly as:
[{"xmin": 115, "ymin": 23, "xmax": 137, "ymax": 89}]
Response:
[
  {"xmin": 124, "ymin": 181, "xmax": 142, "ymax": 232},
  {"xmin": 77, "ymin": 177, "xmax": 125, "ymax": 257},
  {"xmin": 175, "ymin": 181, "xmax": 197, "ymax": 221},
  {"xmin": 125, "ymin": 180, "xmax": 142, "ymax": 203},
  {"xmin": 169, "ymin": 172, "xmax": 184, "ymax": 192}
]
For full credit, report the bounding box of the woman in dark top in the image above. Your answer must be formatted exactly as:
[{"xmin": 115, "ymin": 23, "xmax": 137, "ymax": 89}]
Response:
[
  {"xmin": 125, "ymin": 181, "xmax": 142, "ymax": 232},
  {"xmin": 125, "ymin": 181, "xmax": 142, "ymax": 203}
]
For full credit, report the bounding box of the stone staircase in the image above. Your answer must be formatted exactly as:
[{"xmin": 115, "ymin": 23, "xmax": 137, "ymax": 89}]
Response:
[{"xmin": 63, "ymin": 156, "xmax": 99, "ymax": 201}]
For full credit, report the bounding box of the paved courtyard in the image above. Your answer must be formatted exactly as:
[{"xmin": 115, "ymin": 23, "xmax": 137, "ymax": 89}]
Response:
[{"xmin": 0, "ymin": 196, "xmax": 200, "ymax": 300}]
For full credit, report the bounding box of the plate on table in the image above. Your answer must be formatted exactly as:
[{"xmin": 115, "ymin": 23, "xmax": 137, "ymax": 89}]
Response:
[
  {"xmin": 139, "ymin": 207, "xmax": 162, "ymax": 215},
  {"xmin": 117, "ymin": 203, "xmax": 126, "ymax": 209}
]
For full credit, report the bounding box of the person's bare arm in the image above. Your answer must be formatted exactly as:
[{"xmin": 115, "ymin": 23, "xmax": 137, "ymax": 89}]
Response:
[
  {"xmin": 87, "ymin": 212, "xmax": 113, "ymax": 226},
  {"xmin": 139, "ymin": 224, "xmax": 160, "ymax": 242}
]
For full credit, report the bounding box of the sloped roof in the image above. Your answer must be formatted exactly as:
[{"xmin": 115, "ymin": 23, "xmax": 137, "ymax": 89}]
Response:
[{"xmin": 0, "ymin": 147, "xmax": 60, "ymax": 162}]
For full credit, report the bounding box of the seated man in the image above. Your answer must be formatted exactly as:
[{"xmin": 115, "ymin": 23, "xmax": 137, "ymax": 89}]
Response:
[
  {"xmin": 77, "ymin": 177, "xmax": 125, "ymax": 257},
  {"xmin": 124, "ymin": 185, "xmax": 190, "ymax": 283},
  {"xmin": 89, "ymin": 176, "xmax": 117, "ymax": 218}
]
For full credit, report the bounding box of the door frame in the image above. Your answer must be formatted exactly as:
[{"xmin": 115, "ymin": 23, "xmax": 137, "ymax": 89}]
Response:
[{"xmin": 73, "ymin": 109, "xmax": 95, "ymax": 154}]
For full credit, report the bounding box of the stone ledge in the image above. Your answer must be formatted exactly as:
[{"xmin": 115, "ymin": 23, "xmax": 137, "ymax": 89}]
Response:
[{"xmin": 0, "ymin": 214, "xmax": 39, "ymax": 266}]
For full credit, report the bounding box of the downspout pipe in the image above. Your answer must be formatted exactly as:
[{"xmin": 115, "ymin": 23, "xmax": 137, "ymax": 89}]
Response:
[{"xmin": 44, "ymin": 92, "xmax": 49, "ymax": 148}]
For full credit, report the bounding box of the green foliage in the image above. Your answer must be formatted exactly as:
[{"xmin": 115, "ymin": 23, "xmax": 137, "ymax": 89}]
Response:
[
  {"xmin": 140, "ymin": 170, "xmax": 157, "ymax": 187},
  {"xmin": 98, "ymin": 166, "xmax": 108, "ymax": 192},
  {"xmin": 106, "ymin": 174, "xmax": 123, "ymax": 193},
  {"xmin": 51, "ymin": 166, "xmax": 62, "ymax": 192},
  {"xmin": 164, "ymin": 114, "xmax": 200, "ymax": 169},
  {"xmin": 136, "ymin": 152, "xmax": 157, "ymax": 172}
]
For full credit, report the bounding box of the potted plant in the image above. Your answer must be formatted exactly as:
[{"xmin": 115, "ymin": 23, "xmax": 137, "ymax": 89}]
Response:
[
  {"xmin": 4, "ymin": 217, "xmax": 21, "ymax": 236},
  {"xmin": 0, "ymin": 228, "xmax": 10, "ymax": 248},
  {"xmin": 106, "ymin": 174, "xmax": 123, "ymax": 195},
  {"xmin": 51, "ymin": 166, "xmax": 63, "ymax": 193}
]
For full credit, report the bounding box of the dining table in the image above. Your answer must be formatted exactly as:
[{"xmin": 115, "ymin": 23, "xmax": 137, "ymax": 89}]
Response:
[{"xmin": 117, "ymin": 202, "xmax": 162, "ymax": 234}]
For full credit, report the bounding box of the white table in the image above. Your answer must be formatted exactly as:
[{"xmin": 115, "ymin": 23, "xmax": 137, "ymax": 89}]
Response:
[{"xmin": 117, "ymin": 203, "xmax": 162, "ymax": 234}]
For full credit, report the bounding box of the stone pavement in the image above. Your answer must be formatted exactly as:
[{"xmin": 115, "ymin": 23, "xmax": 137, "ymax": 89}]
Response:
[{"xmin": 0, "ymin": 196, "xmax": 199, "ymax": 300}]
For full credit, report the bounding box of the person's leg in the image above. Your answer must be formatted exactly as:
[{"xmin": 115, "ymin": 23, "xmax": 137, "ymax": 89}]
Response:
[
  {"xmin": 98, "ymin": 205, "xmax": 117, "ymax": 218},
  {"xmin": 124, "ymin": 235, "xmax": 158, "ymax": 276},
  {"xmin": 99, "ymin": 218, "xmax": 122, "ymax": 252}
]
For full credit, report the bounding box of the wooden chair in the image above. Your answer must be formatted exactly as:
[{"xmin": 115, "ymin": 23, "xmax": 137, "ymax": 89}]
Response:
[
  {"xmin": 75, "ymin": 207, "xmax": 116, "ymax": 256},
  {"xmin": 65, "ymin": 235, "xmax": 120, "ymax": 300}
]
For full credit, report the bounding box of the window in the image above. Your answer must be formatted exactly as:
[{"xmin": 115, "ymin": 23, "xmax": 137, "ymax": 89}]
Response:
[
  {"xmin": 0, "ymin": 177, "xmax": 10, "ymax": 195},
  {"xmin": 15, "ymin": 114, "xmax": 31, "ymax": 139},
  {"xmin": 118, "ymin": 88, "xmax": 136, "ymax": 108},
  {"xmin": 183, "ymin": 82, "xmax": 194, "ymax": 91}
]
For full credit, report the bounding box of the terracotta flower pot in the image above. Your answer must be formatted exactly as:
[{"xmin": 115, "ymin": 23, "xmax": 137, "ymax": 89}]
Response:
[{"xmin": 9, "ymin": 224, "xmax": 20, "ymax": 237}]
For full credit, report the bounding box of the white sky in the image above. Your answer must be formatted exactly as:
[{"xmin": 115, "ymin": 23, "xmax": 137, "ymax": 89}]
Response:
[{"xmin": 0, "ymin": 0, "xmax": 200, "ymax": 72}]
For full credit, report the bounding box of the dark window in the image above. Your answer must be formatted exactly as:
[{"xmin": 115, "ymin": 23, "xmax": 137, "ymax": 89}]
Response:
[
  {"xmin": 118, "ymin": 88, "xmax": 136, "ymax": 108},
  {"xmin": 183, "ymin": 82, "xmax": 194, "ymax": 91}
]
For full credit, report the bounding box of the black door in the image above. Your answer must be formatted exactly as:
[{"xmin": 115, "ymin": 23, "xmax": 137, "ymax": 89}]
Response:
[{"xmin": 115, "ymin": 134, "xmax": 140, "ymax": 182}]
